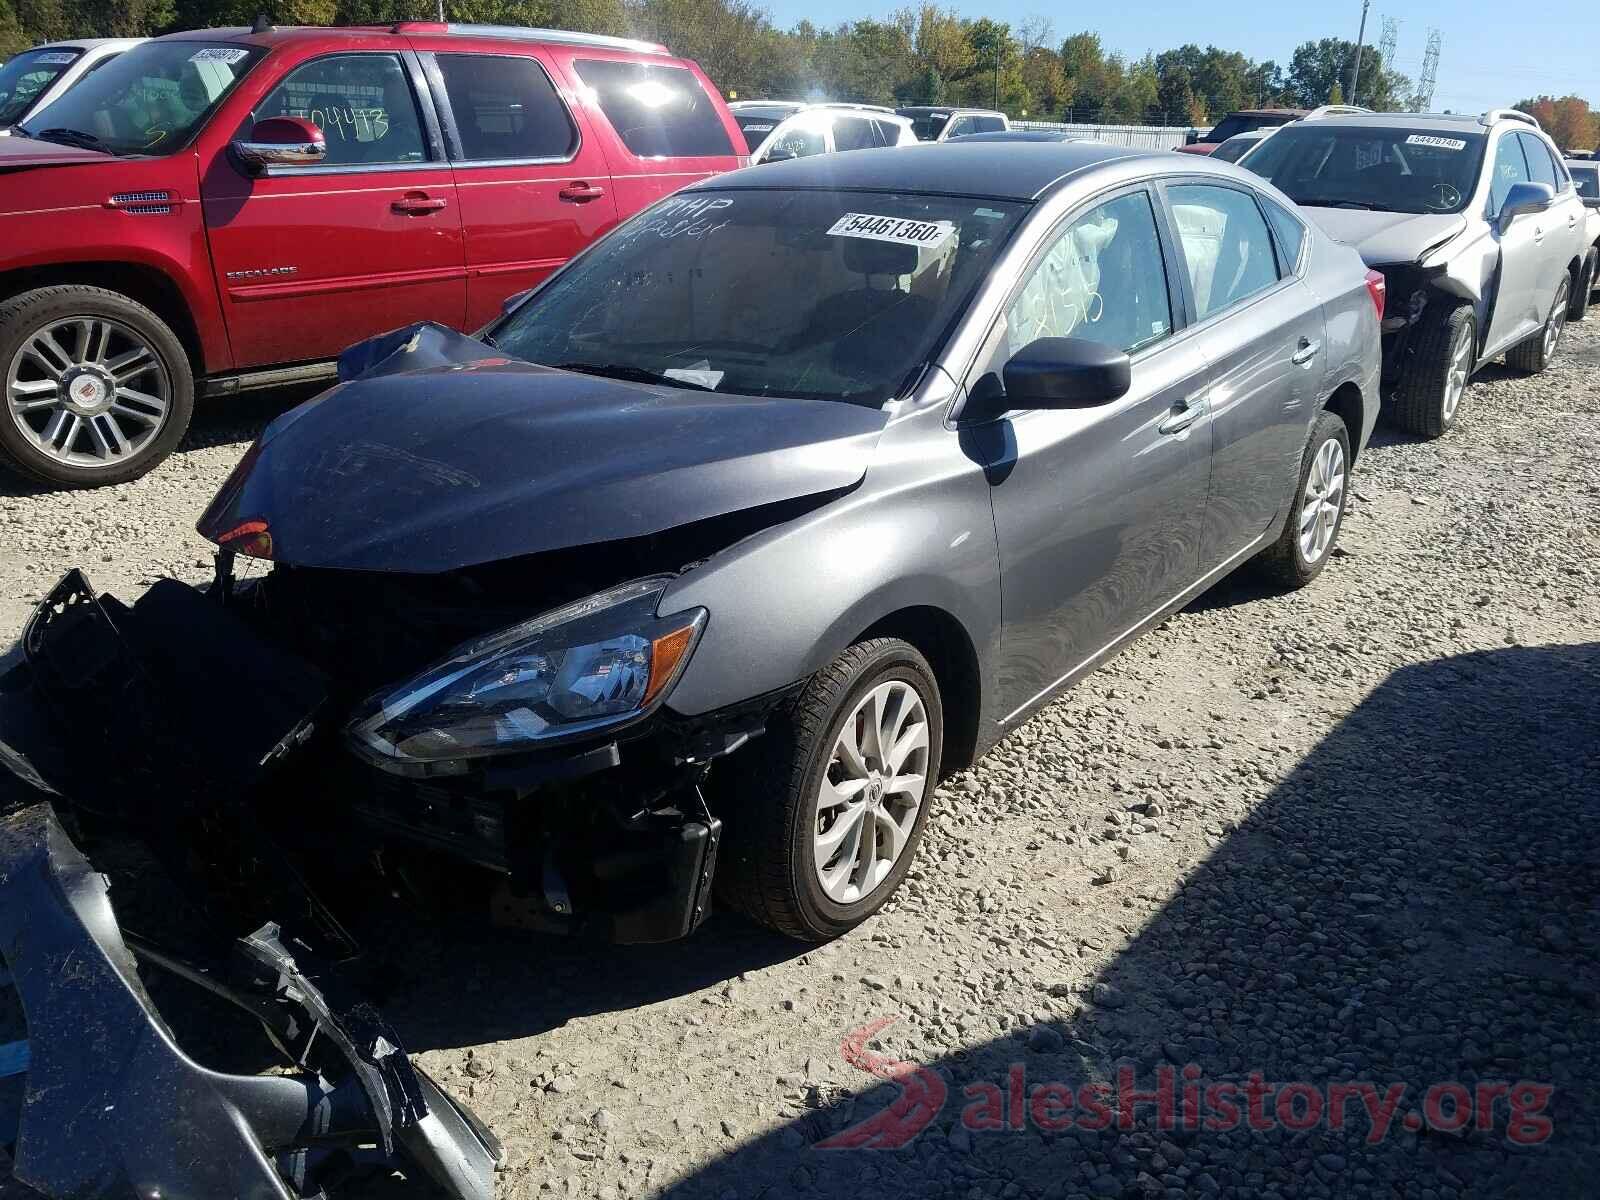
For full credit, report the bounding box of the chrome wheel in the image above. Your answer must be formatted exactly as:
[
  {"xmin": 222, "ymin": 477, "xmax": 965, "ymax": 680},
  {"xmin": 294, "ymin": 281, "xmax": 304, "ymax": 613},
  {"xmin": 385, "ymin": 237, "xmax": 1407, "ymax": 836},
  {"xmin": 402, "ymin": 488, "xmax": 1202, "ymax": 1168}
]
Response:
[
  {"xmin": 5, "ymin": 317, "xmax": 171, "ymax": 470},
  {"xmin": 1545, "ymin": 279, "xmax": 1570, "ymax": 361},
  {"xmin": 1298, "ymin": 436, "xmax": 1346, "ymax": 565},
  {"xmin": 813, "ymin": 679, "xmax": 930, "ymax": 904},
  {"xmin": 1443, "ymin": 322, "xmax": 1472, "ymax": 424}
]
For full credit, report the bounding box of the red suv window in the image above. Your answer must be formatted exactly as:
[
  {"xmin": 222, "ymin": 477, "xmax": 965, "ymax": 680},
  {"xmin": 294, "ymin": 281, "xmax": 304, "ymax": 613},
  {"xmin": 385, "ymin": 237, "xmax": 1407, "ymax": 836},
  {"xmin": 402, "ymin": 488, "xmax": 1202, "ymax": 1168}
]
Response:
[
  {"xmin": 572, "ymin": 58, "xmax": 733, "ymax": 158},
  {"xmin": 436, "ymin": 53, "xmax": 577, "ymax": 161}
]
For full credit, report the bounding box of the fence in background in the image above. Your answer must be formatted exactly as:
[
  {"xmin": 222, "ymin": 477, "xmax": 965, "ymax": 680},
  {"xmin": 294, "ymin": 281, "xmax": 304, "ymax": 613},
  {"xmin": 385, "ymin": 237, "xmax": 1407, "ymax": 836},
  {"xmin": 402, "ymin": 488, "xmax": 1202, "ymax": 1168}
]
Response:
[{"xmin": 1011, "ymin": 120, "xmax": 1207, "ymax": 150}]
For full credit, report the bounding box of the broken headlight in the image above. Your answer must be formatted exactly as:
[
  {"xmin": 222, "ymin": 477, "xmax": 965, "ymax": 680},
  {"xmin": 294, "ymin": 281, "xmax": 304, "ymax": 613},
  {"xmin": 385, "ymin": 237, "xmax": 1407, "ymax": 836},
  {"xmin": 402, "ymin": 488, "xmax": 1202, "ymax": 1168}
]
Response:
[{"xmin": 346, "ymin": 576, "xmax": 705, "ymax": 774}]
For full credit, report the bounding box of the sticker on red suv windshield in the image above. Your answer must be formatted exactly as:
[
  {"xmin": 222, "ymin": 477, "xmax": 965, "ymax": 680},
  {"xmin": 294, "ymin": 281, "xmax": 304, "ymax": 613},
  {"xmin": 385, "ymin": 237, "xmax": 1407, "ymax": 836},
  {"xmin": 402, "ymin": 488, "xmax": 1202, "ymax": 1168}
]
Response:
[
  {"xmin": 190, "ymin": 47, "xmax": 250, "ymax": 65},
  {"xmin": 1405, "ymin": 134, "xmax": 1467, "ymax": 151},
  {"xmin": 827, "ymin": 213, "xmax": 955, "ymax": 250}
]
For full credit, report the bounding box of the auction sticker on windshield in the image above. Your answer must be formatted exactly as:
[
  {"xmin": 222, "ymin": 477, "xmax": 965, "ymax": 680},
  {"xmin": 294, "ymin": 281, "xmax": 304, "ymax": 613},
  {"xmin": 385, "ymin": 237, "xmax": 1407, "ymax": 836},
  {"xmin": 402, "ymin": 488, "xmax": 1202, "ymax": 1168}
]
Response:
[
  {"xmin": 828, "ymin": 213, "xmax": 956, "ymax": 250},
  {"xmin": 190, "ymin": 47, "xmax": 251, "ymax": 65},
  {"xmin": 35, "ymin": 52, "xmax": 77, "ymax": 64},
  {"xmin": 1405, "ymin": 134, "xmax": 1467, "ymax": 151}
]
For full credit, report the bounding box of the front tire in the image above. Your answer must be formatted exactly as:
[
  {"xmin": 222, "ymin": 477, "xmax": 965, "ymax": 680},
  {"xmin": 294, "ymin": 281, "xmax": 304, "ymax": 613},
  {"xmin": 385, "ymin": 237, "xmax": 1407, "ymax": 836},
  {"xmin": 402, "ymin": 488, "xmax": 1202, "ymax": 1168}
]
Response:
[
  {"xmin": 715, "ymin": 638, "xmax": 943, "ymax": 941},
  {"xmin": 0, "ymin": 285, "xmax": 194, "ymax": 488},
  {"xmin": 1390, "ymin": 302, "xmax": 1474, "ymax": 439},
  {"xmin": 1254, "ymin": 410, "xmax": 1351, "ymax": 591},
  {"xmin": 1506, "ymin": 275, "xmax": 1570, "ymax": 375}
]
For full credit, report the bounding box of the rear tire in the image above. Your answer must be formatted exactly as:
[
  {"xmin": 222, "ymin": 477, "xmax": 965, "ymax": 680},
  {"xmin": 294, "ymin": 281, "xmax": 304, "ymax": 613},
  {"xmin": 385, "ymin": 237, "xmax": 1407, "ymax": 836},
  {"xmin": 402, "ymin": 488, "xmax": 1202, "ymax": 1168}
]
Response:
[
  {"xmin": 715, "ymin": 638, "xmax": 943, "ymax": 941},
  {"xmin": 1254, "ymin": 410, "xmax": 1351, "ymax": 591},
  {"xmin": 1569, "ymin": 251, "xmax": 1596, "ymax": 322},
  {"xmin": 1506, "ymin": 275, "xmax": 1570, "ymax": 375},
  {"xmin": 0, "ymin": 285, "xmax": 194, "ymax": 488},
  {"xmin": 1389, "ymin": 302, "xmax": 1474, "ymax": 439}
]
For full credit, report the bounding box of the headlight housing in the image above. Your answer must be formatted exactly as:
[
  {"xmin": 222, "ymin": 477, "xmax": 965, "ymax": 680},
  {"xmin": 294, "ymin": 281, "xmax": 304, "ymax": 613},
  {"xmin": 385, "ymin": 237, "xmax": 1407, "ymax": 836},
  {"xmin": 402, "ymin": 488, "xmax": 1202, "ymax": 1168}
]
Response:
[{"xmin": 346, "ymin": 576, "xmax": 705, "ymax": 775}]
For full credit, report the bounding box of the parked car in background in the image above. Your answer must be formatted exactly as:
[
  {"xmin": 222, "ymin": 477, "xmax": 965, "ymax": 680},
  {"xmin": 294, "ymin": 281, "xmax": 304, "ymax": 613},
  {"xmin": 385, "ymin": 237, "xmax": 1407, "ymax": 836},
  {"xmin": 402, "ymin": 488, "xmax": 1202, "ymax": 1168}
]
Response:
[
  {"xmin": 0, "ymin": 22, "xmax": 743, "ymax": 487},
  {"xmin": 1245, "ymin": 109, "xmax": 1588, "ymax": 437},
  {"xmin": 895, "ymin": 105, "xmax": 1009, "ymax": 141},
  {"xmin": 1180, "ymin": 108, "xmax": 1306, "ymax": 155},
  {"xmin": 0, "ymin": 142, "xmax": 1381, "ymax": 946},
  {"xmin": 0, "ymin": 38, "xmax": 143, "ymax": 134},
  {"xmin": 751, "ymin": 107, "xmax": 915, "ymax": 163},
  {"xmin": 727, "ymin": 98, "xmax": 805, "ymax": 152},
  {"xmin": 1565, "ymin": 159, "xmax": 1600, "ymax": 302}
]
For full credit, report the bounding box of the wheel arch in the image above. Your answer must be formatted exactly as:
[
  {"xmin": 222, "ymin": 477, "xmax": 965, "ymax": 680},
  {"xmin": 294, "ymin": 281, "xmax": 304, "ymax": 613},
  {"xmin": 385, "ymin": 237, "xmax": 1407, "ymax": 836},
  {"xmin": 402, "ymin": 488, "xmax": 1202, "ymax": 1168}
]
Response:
[
  {"xmin": 0, "ymin": 263, "xmax": 206, "ymax": 378},
  {"xmin": 853, "ymin": 605, "xmax": 983, "ymax": 774},
  {"xmin": 1323, "ymin": 381, "xmax": 1366, "ymax": 464}
]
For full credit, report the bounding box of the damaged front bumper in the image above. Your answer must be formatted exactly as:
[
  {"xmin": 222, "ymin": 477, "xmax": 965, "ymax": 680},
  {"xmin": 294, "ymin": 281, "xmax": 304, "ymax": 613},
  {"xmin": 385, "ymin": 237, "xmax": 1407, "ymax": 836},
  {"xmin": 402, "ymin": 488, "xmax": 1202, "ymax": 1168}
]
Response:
[
  {"xmin": 3, "ymin": 568, "xmax": 757, "ymax": 946},
  {"xmin": 0, "ymin": 801, "xmax": 500, "ymax": 1199}
]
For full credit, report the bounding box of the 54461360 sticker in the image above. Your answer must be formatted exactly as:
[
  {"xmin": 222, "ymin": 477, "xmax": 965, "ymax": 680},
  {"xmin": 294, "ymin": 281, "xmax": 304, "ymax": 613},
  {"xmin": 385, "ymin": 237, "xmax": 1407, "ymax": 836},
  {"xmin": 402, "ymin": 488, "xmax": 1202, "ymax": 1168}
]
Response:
[
  {"xmin": 1405, "ymin": 134, "xmax": 1467, "ymax": 151},
  {"xmin": 827, "ymin": 213, "xmax": 956, "ymax": 251},
  {"xmin": 34, "ymin": 52, "xmax": 77, "ymax": 65}
]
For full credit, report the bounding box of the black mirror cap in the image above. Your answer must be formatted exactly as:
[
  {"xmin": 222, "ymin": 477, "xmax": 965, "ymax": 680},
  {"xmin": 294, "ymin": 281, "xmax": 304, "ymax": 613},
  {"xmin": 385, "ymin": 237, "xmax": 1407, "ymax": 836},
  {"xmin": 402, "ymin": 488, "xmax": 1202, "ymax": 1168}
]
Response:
[{"xmin": 1002, "ymin": 337, "xmax": 1132, "ymax": 409}]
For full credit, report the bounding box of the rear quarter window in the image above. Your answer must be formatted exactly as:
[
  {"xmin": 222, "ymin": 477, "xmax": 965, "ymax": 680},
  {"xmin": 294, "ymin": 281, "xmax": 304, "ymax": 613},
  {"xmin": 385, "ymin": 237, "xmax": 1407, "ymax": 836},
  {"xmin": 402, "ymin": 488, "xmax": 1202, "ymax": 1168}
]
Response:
[{"xmin": 573, "ymin": 58, "xmax": 733, "ymax": 158}]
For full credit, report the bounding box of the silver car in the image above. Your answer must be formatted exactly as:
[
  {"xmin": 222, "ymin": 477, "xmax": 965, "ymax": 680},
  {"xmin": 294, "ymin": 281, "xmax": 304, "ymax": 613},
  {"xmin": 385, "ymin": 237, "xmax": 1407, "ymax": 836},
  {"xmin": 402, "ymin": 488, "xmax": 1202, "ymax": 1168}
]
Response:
[
  {"xmin": 1564, "ymin": 159, "xmax": 1600, "ymax": 301},
  {"xmin": 1243, "ymin": 109, "xmax": 1590, "ymax": 437},
  {"xmin": 0, "ymin": 39, "xmax": 144, "ymax": 134},
  {"xmin": 1, "ymin": 144, "xmax": 1380, "ymax": 945}
]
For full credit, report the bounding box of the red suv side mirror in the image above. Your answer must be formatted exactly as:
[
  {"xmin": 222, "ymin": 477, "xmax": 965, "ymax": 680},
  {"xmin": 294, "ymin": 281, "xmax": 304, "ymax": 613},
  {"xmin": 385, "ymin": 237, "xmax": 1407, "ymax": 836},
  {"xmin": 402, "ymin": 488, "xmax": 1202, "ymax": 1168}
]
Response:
[{"xmin": 232, "ymin": 116, "xmax": 327, "ymax": 172}]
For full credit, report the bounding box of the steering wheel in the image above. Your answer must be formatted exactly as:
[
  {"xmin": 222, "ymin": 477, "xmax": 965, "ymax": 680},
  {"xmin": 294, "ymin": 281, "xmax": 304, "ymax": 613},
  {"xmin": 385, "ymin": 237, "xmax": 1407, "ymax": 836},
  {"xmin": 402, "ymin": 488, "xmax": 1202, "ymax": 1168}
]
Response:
[{"xmin": 1427, "ymin": 181, "xmax": 1462, "ymax": 212}]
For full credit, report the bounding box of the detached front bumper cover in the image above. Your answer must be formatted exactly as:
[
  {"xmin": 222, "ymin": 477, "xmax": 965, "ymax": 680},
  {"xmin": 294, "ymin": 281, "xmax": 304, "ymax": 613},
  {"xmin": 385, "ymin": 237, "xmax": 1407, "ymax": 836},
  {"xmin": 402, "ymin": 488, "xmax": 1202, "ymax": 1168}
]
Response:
[{"xmin": 0, "ymin": 802, "xmax": 501, "ymax": 1199}]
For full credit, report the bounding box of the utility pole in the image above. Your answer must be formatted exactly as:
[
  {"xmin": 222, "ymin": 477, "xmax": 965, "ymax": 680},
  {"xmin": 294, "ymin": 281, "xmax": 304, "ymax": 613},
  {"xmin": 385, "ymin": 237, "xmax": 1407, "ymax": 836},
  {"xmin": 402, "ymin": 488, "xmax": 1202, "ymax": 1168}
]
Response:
[
  {"xmin": 993, "ymin": 46, "xmax": 1002, "ymax": 111},
  {"xmin": 1347, "ymin": 0, "xmax": 1371, "ymax": 104},
  {"xmin": 436, "ymin": 0, "xmax": 446, "ymax": 22}
]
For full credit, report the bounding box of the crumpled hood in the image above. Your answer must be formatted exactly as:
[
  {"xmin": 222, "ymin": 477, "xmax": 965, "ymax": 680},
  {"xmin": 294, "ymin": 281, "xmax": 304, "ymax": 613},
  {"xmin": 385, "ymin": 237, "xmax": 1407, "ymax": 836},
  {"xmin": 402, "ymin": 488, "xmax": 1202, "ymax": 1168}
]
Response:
[
  {"xmin": 1302, "ymin": 207, "xmax": 1466, "ymax": 267},
  {"xmin": 198, "ymin": 323, "xmax": 888, "ymax": 573}
]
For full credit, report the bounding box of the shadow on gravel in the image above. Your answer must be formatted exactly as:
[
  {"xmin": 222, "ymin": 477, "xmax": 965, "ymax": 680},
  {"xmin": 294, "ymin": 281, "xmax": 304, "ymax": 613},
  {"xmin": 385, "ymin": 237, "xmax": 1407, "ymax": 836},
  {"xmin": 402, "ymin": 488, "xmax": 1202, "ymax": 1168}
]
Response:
[{"xmin": 654, "ymin": 641, "xmax": 1600, "ymax": 1199}]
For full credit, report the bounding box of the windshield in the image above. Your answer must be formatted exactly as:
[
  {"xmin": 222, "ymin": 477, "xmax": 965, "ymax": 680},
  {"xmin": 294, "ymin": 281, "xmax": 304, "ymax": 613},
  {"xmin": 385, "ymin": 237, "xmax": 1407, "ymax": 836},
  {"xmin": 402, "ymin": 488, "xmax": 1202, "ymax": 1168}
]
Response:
[
  {"xmin": 1205, "ymin": 113, "xmax": 1288, "ymax": 143},
  {"xmin": 489, "ymin": 189, "xmax": 1027, "ymax": 405},
  {"xmin": 18, "ymin": 41, "xmax": 263, "ymax": 155},
  {"xmin": 1243, "ymin": 125, "xmax": 1488, "ymax": 215},
  {"xmin": 0, "ymin": 48, "xmax": 81, "ymax": 127},
  {"xmin": 734, "ymin": 114, "xmax": 780, "ymax": 152}
]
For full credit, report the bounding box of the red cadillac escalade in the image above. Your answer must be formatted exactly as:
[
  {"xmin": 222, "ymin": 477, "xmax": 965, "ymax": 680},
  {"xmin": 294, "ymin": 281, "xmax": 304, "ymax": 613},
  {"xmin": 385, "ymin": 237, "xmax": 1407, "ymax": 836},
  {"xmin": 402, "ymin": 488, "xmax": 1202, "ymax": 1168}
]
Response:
[{"xmin": 0, "ymin": 22, "xmax": 745, "ymax": 486}]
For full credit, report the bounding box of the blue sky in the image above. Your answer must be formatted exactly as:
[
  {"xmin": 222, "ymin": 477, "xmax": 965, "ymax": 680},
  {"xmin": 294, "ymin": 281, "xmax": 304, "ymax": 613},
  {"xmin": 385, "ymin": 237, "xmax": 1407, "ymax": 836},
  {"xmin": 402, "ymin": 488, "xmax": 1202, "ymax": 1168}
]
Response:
[{"xmin": 762, "ymin": 0, "xmax": 1597, "ymax": 114}]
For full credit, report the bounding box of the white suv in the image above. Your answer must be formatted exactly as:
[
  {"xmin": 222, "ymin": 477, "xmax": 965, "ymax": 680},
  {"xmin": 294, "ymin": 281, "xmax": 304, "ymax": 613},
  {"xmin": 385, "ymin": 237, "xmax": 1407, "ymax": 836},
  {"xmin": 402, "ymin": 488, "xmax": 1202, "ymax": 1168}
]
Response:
[
  {"xmin": 1244, "ymin": 109, "xmax": 1589, "ymax": 437},
  {"xmin": 0, "ymin": 39, "xmax": 144, "ymax": 134}
]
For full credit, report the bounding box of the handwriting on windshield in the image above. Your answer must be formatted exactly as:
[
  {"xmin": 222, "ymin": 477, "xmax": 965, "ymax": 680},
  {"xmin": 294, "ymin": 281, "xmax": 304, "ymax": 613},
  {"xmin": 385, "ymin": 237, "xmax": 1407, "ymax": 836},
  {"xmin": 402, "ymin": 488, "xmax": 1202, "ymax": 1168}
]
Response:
[{"xmin": 620, "ymin": 196, "xmax": 734, "ymax": 244}]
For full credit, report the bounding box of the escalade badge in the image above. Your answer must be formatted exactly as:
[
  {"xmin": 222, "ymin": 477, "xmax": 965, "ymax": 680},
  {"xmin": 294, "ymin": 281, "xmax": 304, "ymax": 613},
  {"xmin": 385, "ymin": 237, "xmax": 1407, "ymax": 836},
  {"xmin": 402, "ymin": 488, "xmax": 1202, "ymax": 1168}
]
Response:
[{"xmin": 225, "ymin": 266, "xmax": 299, "ymax": 281}]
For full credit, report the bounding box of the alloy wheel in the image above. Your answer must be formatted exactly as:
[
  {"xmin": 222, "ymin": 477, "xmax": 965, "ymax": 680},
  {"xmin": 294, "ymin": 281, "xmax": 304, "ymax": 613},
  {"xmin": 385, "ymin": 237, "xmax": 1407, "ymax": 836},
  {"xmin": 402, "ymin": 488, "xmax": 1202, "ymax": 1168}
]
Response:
[
  {"xmin": 5, "ymin": 317, "xmax": 171, "ymax": 470},
  {"xmin": 814, "ymin": 679, "xmax": 930, "ymax": 904},
  {"xmin": 1298, "ymin": 436, "xmax": 1346, "ymax": 565},
  {"xmin": 1442, "ymin": 323, "xmax": 1473, "ymax": 424},
  {"xmin": 1545, "ymin": 279, "xmax": 1570, "ymax": 361}
]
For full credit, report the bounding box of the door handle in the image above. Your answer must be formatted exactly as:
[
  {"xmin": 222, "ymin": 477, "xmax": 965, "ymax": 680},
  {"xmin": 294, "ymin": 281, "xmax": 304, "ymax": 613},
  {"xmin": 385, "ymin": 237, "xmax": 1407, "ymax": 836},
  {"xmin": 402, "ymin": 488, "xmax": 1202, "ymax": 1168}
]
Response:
[
  {"xmin": 1158, "ymin": 390, "xmax": 1208, "ymax": 436},
  {"xmin": 392, "ymin": 194, "xmax": 448, "ymax": 215},
  {"xmin": 1291, "ymin": 338, "xmax": 1322, "ymax": 366},
  {"xmin": 559, "ymin": 181, "xmax": 606, "ymax": 203},
  {"xmin": 1533, "ymin": 225, "xmax": 1544, "ymax": 243}
]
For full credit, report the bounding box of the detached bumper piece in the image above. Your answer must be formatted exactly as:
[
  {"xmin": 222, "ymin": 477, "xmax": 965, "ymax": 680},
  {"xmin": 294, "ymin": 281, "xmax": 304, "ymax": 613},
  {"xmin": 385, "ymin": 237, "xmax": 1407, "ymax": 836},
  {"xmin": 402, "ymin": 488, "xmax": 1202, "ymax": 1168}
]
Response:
[{"xmin": 0, "ymin": 803, "xmax": 501, "ymax": 1200}]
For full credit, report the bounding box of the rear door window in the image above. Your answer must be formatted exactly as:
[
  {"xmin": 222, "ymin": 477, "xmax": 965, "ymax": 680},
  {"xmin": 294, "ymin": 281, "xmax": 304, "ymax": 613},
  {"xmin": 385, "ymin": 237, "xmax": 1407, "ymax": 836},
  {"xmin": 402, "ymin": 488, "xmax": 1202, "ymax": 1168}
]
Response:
[
  {"xmin": 573, "ymin": 58, "xmax": 733, "ymax": 158},
  {"xmin": 973, "ymin": 115, "xmax": 1006, "ymax": 133},
  {"xmin": 1167, "ymin": 183, "xmax": 1282, "ymax": 320},
  {"xmin": 436, "ymin": 53, "xmax": 577, "ymax": 161},
  {"xmin": 831, "ymin": 116, "xmax": 878, "ymax": 152}
]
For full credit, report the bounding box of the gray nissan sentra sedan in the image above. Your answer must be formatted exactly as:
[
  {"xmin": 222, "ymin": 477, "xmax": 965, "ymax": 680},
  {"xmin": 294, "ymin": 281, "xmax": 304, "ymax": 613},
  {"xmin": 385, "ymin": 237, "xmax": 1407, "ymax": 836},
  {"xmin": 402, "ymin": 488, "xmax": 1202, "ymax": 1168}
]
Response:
[{"xmin": 0, "ymin": 143, "xmax": 1381, "ymax": 949}]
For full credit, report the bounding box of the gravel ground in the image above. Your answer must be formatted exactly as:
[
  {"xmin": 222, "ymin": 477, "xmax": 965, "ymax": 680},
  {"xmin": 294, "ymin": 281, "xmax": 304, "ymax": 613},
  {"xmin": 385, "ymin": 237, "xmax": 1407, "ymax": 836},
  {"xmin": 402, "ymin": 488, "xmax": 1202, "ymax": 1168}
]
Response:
[{"xmin": 3, "ymin": 327, "xmax": 1599, "ymax": 1199}]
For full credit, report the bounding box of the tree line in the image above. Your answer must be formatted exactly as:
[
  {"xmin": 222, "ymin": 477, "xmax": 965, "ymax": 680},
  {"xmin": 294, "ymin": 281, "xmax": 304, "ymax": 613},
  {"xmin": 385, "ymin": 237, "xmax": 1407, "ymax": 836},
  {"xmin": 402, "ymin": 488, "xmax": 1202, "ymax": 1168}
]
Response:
[{"xmin": 1, "ymin": 0, "xmax": 1596, "ymax": 140}]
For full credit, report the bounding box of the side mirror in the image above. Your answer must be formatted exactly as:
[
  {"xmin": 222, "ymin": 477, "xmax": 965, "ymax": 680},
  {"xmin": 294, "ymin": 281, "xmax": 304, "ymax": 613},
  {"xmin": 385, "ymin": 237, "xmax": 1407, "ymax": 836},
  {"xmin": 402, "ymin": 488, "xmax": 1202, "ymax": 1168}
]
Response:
[
  {"xmin": 233, "ymin": 116, "xmax": 326, "ymax": 172},
  {"xmin": 1002, "ymin": 337, "xmax": 1132, "ymax": 409},
  {"xmin": 500, "ymin": 288, "xmax": 533, "ymax": 317},
  {"xmin": 1185, "ymin": 130, "xmax": 1200, "ymax": 146},
  {"xmin": 760, "ymin": 145, "xmax": 797, "ymax": 164},
  {"xmin": 1497, "ymin": 180, "xmax": 1554, "ymax": 230}
]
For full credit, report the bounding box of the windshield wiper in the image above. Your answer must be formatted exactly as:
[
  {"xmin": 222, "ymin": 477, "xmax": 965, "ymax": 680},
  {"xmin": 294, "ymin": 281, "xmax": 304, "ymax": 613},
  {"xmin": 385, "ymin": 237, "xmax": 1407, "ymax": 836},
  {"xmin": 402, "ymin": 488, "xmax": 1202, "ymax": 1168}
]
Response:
[
  {"xmin": 551, "ymin": 361, "xmax": 714, "ymax": 391},
  {"xmin": 35, "ymin": 127, "xmax": 112, "ymax": 154},
  {"xmin": 1295, "ymin": 197, "xmax": 1379, "ymax": 210}
]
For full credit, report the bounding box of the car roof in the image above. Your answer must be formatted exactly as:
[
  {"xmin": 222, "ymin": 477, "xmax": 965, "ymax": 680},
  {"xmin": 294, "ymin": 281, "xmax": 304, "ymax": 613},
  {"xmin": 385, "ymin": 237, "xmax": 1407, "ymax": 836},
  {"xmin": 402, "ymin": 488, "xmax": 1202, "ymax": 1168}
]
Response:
[
  {"xmin": 896, "ymin": 106, "xmax": 1005, "ymax": 117},
  {"xmin": 688, "ymin": 140, "xmax": 1163, "ymax": 201},
  {"xmin": 29, "ymin": 38, "xmax": 144, "ymax": 50},
  {"xmin": 154, "ymin": 22, "xmax": 671, "ymax": 55},
  {"xmin": 1293, "ymin": 111, "xmax": 1543, "ymax": 136},
  {"xmin": 949, "ymin": 130, "xmax": 1078, "ymax": 143},
  {"xmin": 1231, "ymin": 108, "xmax": 1307, "ymax": 117}
]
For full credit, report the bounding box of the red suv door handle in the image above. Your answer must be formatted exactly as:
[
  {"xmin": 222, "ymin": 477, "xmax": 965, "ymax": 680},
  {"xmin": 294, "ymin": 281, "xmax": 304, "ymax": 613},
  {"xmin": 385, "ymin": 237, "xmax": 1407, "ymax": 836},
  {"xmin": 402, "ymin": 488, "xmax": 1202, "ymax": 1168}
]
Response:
[
  {"xmin": 559, "ymin": 182, "xmax": 606, "ymax": 203},
  {"xmin": 392, "ymin": 193, "xmax": 448, "ymax": 216}
]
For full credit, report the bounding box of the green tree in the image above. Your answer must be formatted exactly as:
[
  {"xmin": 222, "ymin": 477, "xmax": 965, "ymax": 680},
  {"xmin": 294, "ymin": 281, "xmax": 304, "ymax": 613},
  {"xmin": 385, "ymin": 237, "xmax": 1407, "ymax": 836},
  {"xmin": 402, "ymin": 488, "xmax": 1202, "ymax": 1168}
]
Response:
[{"xmin": 1285, "ymin": 37, "xmax": 1409, "ymax": 111}]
